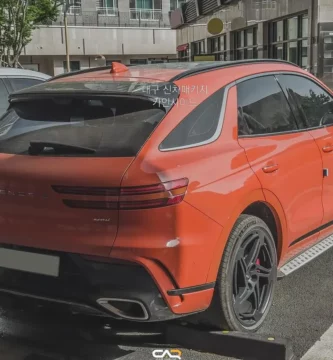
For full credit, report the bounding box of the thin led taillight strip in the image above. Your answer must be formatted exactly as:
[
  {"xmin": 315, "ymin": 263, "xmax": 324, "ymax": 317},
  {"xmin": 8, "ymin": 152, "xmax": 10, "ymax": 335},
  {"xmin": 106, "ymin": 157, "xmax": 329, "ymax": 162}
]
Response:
[
  {"xmin": 52, "ymin": 185, "xmax": 119, "ymax": 196},
  {"xmin": 57, "ymin": 178, "xmax": 189, "ymax": 210},
  {"xmin": 63, "ymin": 199, "xmax": 118, "ymax": 210}
]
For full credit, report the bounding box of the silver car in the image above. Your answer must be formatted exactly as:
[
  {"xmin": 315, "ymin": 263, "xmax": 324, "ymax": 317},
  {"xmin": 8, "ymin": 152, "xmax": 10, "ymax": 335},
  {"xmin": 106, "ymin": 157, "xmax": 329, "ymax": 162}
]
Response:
[{"xmin": 0, "ymin": 68, "xmax": 50, "ymax": 117}]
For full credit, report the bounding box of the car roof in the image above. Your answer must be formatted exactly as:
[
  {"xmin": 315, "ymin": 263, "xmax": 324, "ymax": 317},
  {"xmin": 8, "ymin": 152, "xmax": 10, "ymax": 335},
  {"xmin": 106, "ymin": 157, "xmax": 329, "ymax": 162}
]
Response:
[
  {"xmin": 10, "ymin": 60, "xmax": 305, "ymax": 102},
  {"xmin": 0, "ymin": 67, "xmax": 51, "ymax": 79},
  {"xmin": 49, "ymin": 60, "xmax": 300, "ymax": 84}
]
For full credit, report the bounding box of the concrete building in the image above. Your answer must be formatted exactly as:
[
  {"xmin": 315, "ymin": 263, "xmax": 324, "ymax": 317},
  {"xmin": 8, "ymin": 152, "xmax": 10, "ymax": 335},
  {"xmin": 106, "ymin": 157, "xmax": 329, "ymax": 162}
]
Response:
[
  {"xmin": 169, "ymin": 0, "xmax": 333, "ymax": 87},
  {"xmin": 19, "ymin": 0, "xmax": 183, "ymax": 76}
]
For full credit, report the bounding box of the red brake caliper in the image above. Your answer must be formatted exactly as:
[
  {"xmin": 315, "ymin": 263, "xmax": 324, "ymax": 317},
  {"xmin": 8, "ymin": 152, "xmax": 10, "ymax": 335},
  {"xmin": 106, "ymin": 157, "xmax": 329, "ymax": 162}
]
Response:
[{"xmin": 256, "ymin": 258, "xmax": 260, "ymax": 272}]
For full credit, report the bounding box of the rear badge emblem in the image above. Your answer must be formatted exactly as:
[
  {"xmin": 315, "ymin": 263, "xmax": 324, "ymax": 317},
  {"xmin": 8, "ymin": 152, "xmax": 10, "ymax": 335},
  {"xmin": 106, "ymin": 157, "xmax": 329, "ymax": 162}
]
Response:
[{"xmin": 93, "ymin": 218, "xmax": 111, "ymax": 222}]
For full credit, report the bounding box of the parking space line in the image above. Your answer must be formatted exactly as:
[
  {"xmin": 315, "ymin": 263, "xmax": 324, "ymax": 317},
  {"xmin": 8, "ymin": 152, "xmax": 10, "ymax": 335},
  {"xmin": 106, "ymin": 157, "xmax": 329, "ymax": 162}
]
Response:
[{"xmin": 301, "ymin": 323, "xmax": 333, "ymax": 360}]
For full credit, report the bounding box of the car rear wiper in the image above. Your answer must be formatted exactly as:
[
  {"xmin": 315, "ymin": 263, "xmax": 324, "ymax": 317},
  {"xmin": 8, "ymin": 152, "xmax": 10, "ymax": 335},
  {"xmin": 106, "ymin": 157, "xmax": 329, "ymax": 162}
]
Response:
[{"xmin": 28, "ymin": 141, "xmax": 96, "ymax": 155}]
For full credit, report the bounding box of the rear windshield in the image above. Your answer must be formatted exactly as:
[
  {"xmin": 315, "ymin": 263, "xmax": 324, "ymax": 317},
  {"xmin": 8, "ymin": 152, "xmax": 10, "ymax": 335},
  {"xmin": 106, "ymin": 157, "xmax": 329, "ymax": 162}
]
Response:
[{"xmin": 0, "ymin": 96, "xmax": 166, "ymax": 157}]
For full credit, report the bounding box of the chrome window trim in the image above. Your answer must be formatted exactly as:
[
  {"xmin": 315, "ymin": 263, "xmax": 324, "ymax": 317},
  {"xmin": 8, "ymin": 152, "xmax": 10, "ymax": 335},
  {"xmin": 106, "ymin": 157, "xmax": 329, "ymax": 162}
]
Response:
[
  {"xmin": 159, "ymin": 81, "xmax": 236, "ymax": 152},
  {"xmin": 236, "ymin": 70, "xmax": 333, "ymax": 138}
]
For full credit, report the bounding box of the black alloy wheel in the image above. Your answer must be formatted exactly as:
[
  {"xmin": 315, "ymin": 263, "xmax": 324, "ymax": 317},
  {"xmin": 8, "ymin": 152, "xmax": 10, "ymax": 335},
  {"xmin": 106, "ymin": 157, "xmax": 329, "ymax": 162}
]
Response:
[
  {"xmin": 232, "ymin": 227, "xmax": 275, "ymax": 328},
  {"xmin": 192, "ymin": 214, "xmax": 278, "ymax": 332}
]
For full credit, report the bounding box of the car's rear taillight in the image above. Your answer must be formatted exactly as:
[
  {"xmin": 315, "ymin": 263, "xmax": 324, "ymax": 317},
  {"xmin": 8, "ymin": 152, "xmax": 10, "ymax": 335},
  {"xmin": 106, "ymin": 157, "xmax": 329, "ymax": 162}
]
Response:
[
  {"xmin": 53, "ymin": 178, "xmax": 188, "ymax": 210},
  {"xmin": 119, "ymin": 178, "xmax": 188, "ymax": 210},
  {"xmin": 52, "ymin": 186, "xmax": 118, "ymax": 196}
]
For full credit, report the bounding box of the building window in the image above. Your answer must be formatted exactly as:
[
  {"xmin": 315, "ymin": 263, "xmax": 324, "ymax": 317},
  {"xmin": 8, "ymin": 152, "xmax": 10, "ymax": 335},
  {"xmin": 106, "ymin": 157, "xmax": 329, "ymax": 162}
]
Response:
[
  {"xmin": 233, "ymin": 27, "xmax": 258, "ymax": 60},
  {"xmin": 130, "ymin": 59, "xmax": 148, "ymax": 65},
  {"xmin": 129, "ymin": 0, "xmax": 162, "ymax": 20},
  {"xmin": 209, "ymin": 34, "xmax": 227, "ymax": 61},
  {"xmin": 192, "ymin": 40, "xmax": 206, "ymax": 57},
  {"xmin": 149, "ymin": 58, "xmax": 166, "ymax": 63},
  {"xmin": 63, "ymin": 61, "xmax": 80, "ymax": 73},
  {"xmin": 65, "ymin": 0, "xmax": 81, "ymax": 15},
  {"xmin": 97, "ymin": 0, "xmax": 117, "ymax": 7},
  {"xmin": 129, "ymin": 0, "xmax": 162, "ymax": 9},
  {"xmin": 96, "ymin": 0, "xmax": 118, "ymax": 16},
  {"xmin": 170, "ymin": 0, "xmax": 187, "ymax": 11},
  {"xmin": 179, "ymin": 50, "xmax": 187, "ymax": 58},
  {"xmin": 178, "ymin": 49, "xmax": 189, "ymax": 61},
  {"xmin": 177, "ymin": 44, "xmax": 189, "ymax": 61},
  {"xmin": 131, "ymin": 0, "xmax": 152, "ymax": 8},
  {"xmin": 269, "ymin": 13, "xmax": 309, "ymax": 68}
]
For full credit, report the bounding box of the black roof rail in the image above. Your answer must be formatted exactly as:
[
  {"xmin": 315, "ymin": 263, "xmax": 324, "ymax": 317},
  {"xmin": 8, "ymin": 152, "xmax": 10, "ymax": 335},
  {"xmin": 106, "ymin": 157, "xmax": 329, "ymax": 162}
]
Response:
[{"xmin": 169, "ymin": 59, "xmax": 300, "ymax": 81}]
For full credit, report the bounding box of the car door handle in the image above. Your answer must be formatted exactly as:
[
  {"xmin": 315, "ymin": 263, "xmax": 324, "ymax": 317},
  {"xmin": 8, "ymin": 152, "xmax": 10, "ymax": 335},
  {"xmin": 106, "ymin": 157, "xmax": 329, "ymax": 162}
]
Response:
[
  {"xmin": 323, "ymin": 145, "xmax": 333, "ymax": 153},
  {"xmin": 262, "ymin": 164, "xmax": 279, "ymax": 173}
]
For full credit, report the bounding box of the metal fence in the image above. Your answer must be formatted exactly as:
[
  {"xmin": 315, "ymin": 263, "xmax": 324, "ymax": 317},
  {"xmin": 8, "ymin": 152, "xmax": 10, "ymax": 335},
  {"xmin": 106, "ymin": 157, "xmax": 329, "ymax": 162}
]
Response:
[{"xmin": 43, "ymin": 10, "xmax": 171, "ymax": 28}]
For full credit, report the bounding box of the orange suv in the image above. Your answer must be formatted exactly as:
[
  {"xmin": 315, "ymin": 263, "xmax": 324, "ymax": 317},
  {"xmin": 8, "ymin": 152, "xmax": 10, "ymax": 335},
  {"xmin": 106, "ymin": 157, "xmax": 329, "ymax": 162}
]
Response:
[{"xmin": 0, "ymin": 60, "xmax": 332, "ymax": 332}]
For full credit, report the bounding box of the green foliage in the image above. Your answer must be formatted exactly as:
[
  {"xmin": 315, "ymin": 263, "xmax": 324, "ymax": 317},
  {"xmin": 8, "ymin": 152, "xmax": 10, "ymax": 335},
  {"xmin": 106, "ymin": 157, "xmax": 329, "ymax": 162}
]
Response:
[
  {"xmin": 0, "ymin": 0, "xmax": 64, "ymax": 67},
  {"xmin": 298, "ymin": 89, "xmax": 331, "ymax": 126}
]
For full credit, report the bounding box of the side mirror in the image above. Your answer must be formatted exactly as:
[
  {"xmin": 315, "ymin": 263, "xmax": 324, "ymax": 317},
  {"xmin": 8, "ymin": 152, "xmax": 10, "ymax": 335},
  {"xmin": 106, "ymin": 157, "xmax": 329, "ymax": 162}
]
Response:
[{"xmin": 321, "ymin": 112, "xmax": 333, "ymax": 126}]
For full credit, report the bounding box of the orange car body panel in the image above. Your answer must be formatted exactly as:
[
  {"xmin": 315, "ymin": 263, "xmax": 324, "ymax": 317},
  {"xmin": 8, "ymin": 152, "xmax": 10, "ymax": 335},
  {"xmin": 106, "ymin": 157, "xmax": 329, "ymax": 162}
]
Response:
[
  {"xmin": 0, "ymin": 155, "xmax": 134, "ymax": 256},
  {"xmin": 2, "ymin": 62, "xmax": 333, "ymax": 316},
  {"xmin": 238, "ymin": 131, "xmax": 323, "ymax": 246},
  {"xmin": 309, "ymin": 126, "xmax": 333, "ymax": 226}
]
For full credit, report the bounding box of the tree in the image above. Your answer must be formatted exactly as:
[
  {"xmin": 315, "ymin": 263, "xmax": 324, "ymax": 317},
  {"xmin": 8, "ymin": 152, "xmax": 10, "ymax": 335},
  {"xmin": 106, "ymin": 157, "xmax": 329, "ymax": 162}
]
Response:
[{"xmin": 0, "ymin": 0, "xmax": 64, "ymax": 68}]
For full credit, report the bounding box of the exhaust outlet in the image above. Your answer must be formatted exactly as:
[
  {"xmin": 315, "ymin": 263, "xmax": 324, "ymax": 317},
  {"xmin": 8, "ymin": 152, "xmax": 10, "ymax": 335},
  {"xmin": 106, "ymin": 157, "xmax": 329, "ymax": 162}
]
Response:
[{"xmin": 97, "ymin": 298, "xmax": 149, "ymax": 320}]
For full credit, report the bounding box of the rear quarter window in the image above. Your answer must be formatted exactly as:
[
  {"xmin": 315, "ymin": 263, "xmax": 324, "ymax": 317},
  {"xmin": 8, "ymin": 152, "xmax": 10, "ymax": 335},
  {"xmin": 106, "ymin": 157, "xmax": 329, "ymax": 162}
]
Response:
[{"xmin": 159, "ymin": 88, "xmax": 225, "ymax": 150}]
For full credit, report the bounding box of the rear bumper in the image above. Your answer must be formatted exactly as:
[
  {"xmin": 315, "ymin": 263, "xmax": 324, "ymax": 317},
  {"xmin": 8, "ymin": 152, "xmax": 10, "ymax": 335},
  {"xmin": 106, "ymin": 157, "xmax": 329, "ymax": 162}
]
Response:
[{"xmin": 0, "ymin": 244, "xmax": 214, "ymax": 321}]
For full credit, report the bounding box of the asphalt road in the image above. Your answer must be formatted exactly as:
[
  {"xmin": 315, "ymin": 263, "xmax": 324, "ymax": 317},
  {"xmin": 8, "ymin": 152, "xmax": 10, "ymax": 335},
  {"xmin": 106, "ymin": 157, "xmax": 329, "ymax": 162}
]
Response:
[{"xmin": 1, "ymin": 248, "xmax": 333, "ymax": 360}]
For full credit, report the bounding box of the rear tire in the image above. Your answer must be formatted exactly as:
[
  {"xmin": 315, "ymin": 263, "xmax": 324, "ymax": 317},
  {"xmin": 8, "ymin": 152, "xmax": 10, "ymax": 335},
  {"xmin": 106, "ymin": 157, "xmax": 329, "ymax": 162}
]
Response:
[{"xmin": 192, "ymin": 214, "xmax": 277, "ymax": 332}]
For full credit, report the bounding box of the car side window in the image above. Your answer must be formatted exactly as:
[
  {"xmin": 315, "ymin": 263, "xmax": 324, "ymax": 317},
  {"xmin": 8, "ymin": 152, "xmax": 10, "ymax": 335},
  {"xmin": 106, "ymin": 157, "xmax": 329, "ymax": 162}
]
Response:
[
  {"xmin": 8, "ymin": 78, "xmax": 43, "ymax": 92},
  {"xmin": 277, "ymin": 75, "xmax": 333, "ymax": 129},
  {"xmin": 237, "ymin": 76, "xmax": 298, "ymax": 136},
  {"xmin": 0, "ymin": 79, "xmax": 9, "ymax": 117},
  {"xmin": 159, "ymin": 88, "xmax": 225, "ymax": 150}
]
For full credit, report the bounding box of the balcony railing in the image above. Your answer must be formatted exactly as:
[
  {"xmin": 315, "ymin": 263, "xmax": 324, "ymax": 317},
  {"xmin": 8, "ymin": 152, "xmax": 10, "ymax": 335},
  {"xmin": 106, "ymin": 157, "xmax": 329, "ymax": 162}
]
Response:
[
  {"xmin": 129, "ymin": 8, "xmax": 163, "ymax": 21},
  {"xmin": 66, "ymin": 6, "xmax": 82, "ymax": 15},
  {"xmin": 252, "ymin": 0, "xmax": 277, "ymax": 9},
  {"xmin": 42, "ymin": 10, "xmax": 170, "ymax": 27},
  {"xmin": 96, "ymin": 7, "xmax": 118, "ymax": 16}
]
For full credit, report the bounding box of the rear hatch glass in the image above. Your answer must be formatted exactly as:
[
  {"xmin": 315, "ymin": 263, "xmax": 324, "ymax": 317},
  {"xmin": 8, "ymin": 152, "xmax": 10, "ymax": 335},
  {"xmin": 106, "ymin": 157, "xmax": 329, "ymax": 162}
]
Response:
[
  {"xmin": 4, "ymin": 80, "xmax": 179, "ymax": 157},
  {"xmin": 1, "ymin": 98, "xmax": 171, "ymax": 157}
]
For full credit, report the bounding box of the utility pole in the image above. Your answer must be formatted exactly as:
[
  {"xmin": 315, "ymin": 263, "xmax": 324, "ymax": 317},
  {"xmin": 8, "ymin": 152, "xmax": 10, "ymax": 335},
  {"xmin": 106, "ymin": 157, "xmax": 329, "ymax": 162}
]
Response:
[{"xmin": 64, "ymin": 0, "xmax": 72, "ymax": 73}]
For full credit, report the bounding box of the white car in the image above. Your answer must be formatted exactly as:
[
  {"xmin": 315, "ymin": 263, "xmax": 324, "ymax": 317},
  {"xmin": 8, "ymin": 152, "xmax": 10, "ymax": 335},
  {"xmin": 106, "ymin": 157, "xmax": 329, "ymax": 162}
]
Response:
[{"xmin": 0, "ymin": 68, "xmax": 50, "ymax": 117}]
